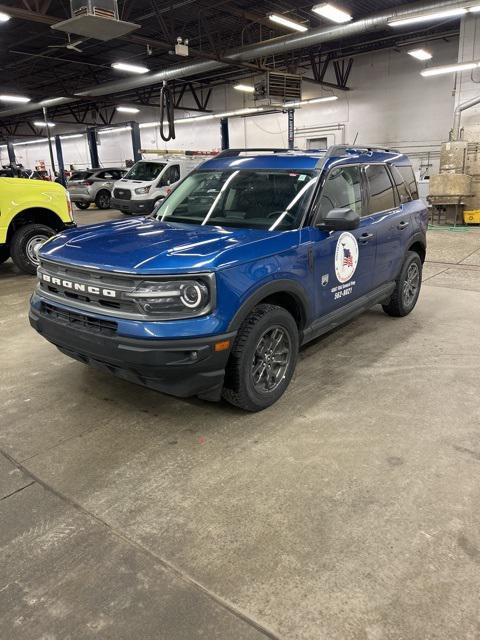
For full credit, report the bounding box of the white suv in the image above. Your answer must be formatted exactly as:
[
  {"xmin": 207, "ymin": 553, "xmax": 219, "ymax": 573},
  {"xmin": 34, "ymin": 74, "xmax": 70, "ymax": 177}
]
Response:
[{"xmin": 111, "ymin": 157, "xmax": 207, "ymax": 215}]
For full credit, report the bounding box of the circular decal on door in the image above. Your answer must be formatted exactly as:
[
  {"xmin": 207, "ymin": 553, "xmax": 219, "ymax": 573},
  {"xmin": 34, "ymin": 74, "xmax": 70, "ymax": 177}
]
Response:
[{"xmin": 335, "ymin": 232, "xmax": 359, "ymax": 284}]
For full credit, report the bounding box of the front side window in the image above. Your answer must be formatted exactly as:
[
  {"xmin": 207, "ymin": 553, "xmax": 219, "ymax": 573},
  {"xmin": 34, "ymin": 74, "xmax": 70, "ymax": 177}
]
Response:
[
  {"xmin": 317, "ymin": 165, "xmax": 363, "ymax": 219},
  {"xmin": 365, "ymin": 164, "xmax": 396, "ymax": 215},
  {"xmin": 160, "ymin": 165, "xmax": 180, "ymax": 186},
  {"xmin": 124, "ymin": 162, "xmax": 166, "ymax": 181},
  {"xmin": 154, "ymin": 170, "xmax": 317, "ymax": 230}
]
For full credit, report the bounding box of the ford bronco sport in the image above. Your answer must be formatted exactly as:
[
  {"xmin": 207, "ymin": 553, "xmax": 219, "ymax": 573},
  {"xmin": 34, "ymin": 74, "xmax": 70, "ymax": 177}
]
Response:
[
  {"xmin": 30, "ymin": 146, "xmax": 427, "ymax": 411},
  {"xmin": 0, "ymin": 177, "xmax": 75, "ymax": 274}
]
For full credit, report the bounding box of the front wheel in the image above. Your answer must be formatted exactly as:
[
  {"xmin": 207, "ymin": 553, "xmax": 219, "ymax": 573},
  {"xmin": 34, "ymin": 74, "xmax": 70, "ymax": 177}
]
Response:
[
  {"xmin": 10, "ymin": 224, "xmax": 55, "ymax": 275},
  {"xmin": 383, "ymin": 251, "xmax": 422, "ymax": 317},
  {"xmin": 222, "ymin": 304, "xmax": 299, "ymax": 411},
  {"xmin": 95, "ymin": 190, "xmax": 111, "ymax": 210},
  {"xmin": 74, "ymin": 202, "xmax": 90, "ymax": 210}
]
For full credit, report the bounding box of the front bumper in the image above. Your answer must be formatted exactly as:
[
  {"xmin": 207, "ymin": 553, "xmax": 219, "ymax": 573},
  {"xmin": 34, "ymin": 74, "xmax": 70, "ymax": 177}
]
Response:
[
  {"xmin": 29, "ymin": 299, "xmax": 235, "ymax": 401},
  {"xmin": 111, "ymin": 197, "xmax": 158, "ymax": 214}
]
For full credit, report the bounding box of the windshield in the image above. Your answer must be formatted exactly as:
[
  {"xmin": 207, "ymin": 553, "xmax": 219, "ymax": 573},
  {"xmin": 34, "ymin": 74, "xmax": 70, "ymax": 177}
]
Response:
[
  {"xmin": 124, "ymin": 162, "xmax": 166, "ymax": 181},
  {"xmin": 154, "ymin": 169, "xmax": 318, "ymax": 230}
]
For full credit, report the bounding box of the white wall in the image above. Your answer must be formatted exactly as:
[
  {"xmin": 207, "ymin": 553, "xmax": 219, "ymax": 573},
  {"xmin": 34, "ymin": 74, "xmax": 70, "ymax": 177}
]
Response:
[
  {"xmin": 455, "ymin": 14, "xmax": 480, "ymax": 138},
  {"xmin": 1, "ymin": 37, "xmax": 461, "ymax": 177}
]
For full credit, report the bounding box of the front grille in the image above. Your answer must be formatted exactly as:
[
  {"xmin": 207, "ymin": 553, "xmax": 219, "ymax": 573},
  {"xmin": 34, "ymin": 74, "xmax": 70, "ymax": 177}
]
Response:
[
  {"xmin": 38, "ymin": 259, "xmax": 141, "ymax": 317},
  {"xmin": 113, "ymin": 188, "xmax": 131, "ymax": 200},
  {"xmin": 41, "ymin": 302, "xmax": 118, "ymax": 336}
]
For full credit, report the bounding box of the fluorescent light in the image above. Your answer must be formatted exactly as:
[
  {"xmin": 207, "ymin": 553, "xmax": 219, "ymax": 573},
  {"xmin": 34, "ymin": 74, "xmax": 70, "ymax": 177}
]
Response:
[
  {"xmin": 234, "ymin": 83, "xmax": 255, "ymax": 93},
  {"xmin": 408, "ymin": 48, "xmax": 432, "ymax": 61},
  {"xmin": 421, "ymin": 61, "xmax": 479, "ymax": 77},
  {"xmin": 470, "ymin": 5, "xmax": 480, "ymax": 11},
  {"xmin": 389, "ymin": 7, "xmax": 466, "ymax": 27},
  {"xmin": 98, "ymin": 126, "xmax": 132, "ymax": 135},
  {"xmin": 116, "ymin": 106, "xmax": 140, "ymax": 113},
  {"xmin": 60, "ymin": 134, "xmax": 84, "ymax": 140},
  {"xmin": 0, "ymin": 11, "xmax": 11, "ymax": 22},
  {"xmin": 33, "ymin": 121, "xmax": 55, "ymax": 127},
  {"xmin": 284, "ymin": 96, "xmax": 338, "ymax": 108},
  {"xmin": 0, "ymin": 94, "xmax": 31, "ymax": 103},
  {"xmin": 312, "ymin": 3, "xmax": 352, "ymax": 23},
  {"xmin": 13, "ymin": 138, "xmax": 48, "ymax": 146},
  {"xmin": 111, "ymin": 62, "xmax": 149, "ymax": 74},
  {"xmin": 268, "ymin": 13, "xmax": 308, "ymax": 32},
  {"xmin": 39, "ymin": 97, "xmax": 66, "ymax": 105}
]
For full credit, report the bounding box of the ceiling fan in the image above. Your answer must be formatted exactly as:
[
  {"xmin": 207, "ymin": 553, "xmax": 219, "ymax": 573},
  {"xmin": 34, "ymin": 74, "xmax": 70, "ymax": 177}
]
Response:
[{"xmin": 48, "ymin": 34, "xmax": 84, "ymax": 53}]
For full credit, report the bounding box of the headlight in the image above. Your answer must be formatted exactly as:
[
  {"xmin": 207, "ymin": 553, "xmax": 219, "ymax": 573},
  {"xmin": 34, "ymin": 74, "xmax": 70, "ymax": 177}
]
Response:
[
  {"xmin": 127, "ymin": 276, "xmax": 214, "ymax": 318},
  {"xmin": 135, "ymin": 186, "xmax": 151, "ymax": 195}
]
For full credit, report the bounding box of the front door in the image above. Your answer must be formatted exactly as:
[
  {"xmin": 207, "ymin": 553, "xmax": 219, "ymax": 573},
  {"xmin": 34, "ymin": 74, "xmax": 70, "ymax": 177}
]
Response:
[{"xmin": 308, "ymin": 164, "xmax": 377, "ymax": 318}]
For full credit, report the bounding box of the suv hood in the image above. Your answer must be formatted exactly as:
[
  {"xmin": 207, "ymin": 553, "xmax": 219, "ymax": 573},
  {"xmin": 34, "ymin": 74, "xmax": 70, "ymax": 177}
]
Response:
[{"xmin": 40, "ymin": 217, "xmax": 299, "ymax": 274}]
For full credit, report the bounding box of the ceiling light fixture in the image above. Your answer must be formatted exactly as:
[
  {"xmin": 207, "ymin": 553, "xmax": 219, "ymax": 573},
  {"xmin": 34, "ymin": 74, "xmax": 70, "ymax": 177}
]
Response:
[
  {"xmin": 389, "ymin": 7, "xmax": 467, "ymax": 27},
  {"xmin": 312, "ymin": 3, "xmax": 352, "ymax": 23},
  {"xmin": 268, "ymin": 13, "xmax": 308, "ymax": 32},
  {"xmin": 33, "ymin": 120, "xmax": 55, "ymax": 127},
  {"xmin": 0, "ymin": 11, "xmax": 11, "ymax": 22},
  {"xmin": 234, "ymin": 83, "xmax": 255, "ymax": 93},
  {"xmin": 408, "ymin": 48, "xmax": 433, "ymax": 61},
  {"xmin": 39, "ymin": 97, "xmax": 66, "ymax": 105},
  {"xmin": 116, "ymin": 106, "xmax": 140, "ymax": 113},
  {"xmin": 0, "ymin": 94, "xmax": 31, "ymax": 103},
  {"xmin": 469, "ymin": 5, "xmax": 480, "ymax": 11},
  {"xmin": 284, "ymin": 95, "xmax": 338, "ymax": 108},
  {"xmin": 111, "ymin": 62, "xmax": 149, "ymax": 74},
  {"xmin": 421, "ymin": 61, "xmax": 479, "ymax": 77}
]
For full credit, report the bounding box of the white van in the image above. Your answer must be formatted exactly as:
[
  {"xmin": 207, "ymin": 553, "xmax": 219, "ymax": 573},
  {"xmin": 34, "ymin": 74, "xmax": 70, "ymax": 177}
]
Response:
[{"xmin": 111, "ymin": 157, "xmax": 205, "ymax": 215}]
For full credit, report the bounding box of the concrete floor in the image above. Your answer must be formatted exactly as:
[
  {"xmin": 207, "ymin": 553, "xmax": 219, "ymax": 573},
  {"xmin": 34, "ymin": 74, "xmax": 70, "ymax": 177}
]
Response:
[{"xmin": 1, "ymin": 207, "xmax": 480, "ymax": 640}]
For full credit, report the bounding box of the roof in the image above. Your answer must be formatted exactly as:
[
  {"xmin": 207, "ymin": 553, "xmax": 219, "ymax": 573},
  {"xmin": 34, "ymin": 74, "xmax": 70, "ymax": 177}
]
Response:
[{"xmin": 201, "ymin": 147, "xmax": 410, "ymax": 172}]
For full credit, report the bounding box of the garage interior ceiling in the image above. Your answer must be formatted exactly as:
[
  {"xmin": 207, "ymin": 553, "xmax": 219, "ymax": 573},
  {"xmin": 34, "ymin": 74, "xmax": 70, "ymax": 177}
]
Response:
[{"xmin": 0, "ymin": 0, "xmax": 461, "ymax": 139}]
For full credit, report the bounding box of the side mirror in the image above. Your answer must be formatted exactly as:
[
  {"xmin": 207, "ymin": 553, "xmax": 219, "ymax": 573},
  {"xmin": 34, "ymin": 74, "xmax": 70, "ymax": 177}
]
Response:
[{"xmin": 317, "ymin": 207, "xmax": 360, "ymax": 231}]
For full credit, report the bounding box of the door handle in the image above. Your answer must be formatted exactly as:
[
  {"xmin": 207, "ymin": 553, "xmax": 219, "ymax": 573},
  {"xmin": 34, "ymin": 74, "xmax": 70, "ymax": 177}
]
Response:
[
  {"xmin": 397, "ymin": 220, "xmax": 409, "ymax": 230},
  {"xmin": 358, "ymin": 232, "xmax": 375, "ymax": 243}
]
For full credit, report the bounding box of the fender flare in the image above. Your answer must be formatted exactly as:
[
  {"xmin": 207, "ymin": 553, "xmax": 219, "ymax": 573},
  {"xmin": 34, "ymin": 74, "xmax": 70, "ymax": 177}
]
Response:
[
  {"xmin": 407, "ymin": 232, "xmax": 427, "ymax": 261},
  {"xmin": 227, "ymin": 279, "xmax": 311, "ymax": 332}
]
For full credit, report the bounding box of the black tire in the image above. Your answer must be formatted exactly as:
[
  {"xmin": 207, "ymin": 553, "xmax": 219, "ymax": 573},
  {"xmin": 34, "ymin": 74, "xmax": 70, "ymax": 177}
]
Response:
[
  {"xmin": 222, "ymin": 304, "xmax": 299, "ymax": 411},
  {"xmin": 95, "ymin": 190, "xmax": 111, "ymax": 210},
  {"xmin": 74, "ymin": 202, "xmax": 90, "ymax": 210},
  {"xmin": 383, "ymin": 251, "xmax": 422, "ymax": 317},
  {"xmin": 0, "ymin": 245, "xmax": 10, "ymax": 264},
  {"xmin": 10, "ymin": 223, "xmax": 55, "ymax": 275}
]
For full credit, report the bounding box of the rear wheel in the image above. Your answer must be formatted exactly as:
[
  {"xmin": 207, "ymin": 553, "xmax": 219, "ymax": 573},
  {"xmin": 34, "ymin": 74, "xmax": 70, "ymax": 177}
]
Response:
[
  {"xmin": 95, "ymin": 190, "xmax": 111, "ymax": 209},
  {"xmin": 0, "ymin": 245, "xmax": 10, "ymax": 264},
  {"xmin": 383, "ymin": 251, "xmax": 422, "ymax": 317},
  {"xmin": 222, "ymin": 304, "xmax": 298, "ymax": 411},
  {"xmin": 10, "ymin": 223, "xmax": 55, "ymax": 275},
  {"xmin": 74, "ymin": 202, "xmax": 90, "ymax": 210}
]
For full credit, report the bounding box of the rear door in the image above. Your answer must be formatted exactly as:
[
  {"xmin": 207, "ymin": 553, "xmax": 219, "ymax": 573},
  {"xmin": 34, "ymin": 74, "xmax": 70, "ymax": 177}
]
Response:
[
  {"xmin": 364, "ymin": 163, "xmax": 411, "ymax": 287},
  {"xmin": 308, "ymin": 164, "xmax": 377, "ymax": 317}
]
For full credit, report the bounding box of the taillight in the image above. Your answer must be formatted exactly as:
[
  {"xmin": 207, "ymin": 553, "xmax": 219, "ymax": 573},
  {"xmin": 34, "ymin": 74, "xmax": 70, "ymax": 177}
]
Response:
[{"xmin": 81, "ymin": 180, "xmax": 93, "ymax": 186}]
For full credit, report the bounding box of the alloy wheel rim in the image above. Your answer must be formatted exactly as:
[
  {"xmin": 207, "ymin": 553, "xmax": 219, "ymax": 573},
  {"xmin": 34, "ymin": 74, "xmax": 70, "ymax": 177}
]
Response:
[
  {"xmin": 251, "ymin": 325, "xmax": 291, "ymax": 394},
  {"xmin": 99, "ymin": 194, "xmax": 109, "ymax": 207},
  {"xmin": 26, "ymin": 235, "xmax": 48, "ymax": 265},
  {"xmin": 403, "ymin": 262, "xmax": 420, "ymax": 307}
]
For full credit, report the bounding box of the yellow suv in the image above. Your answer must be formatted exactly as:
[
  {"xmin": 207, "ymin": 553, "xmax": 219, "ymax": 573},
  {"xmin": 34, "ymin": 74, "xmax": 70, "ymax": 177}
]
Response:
[{"xmin": 0, "ymin": 178, "xmax": 75, "ymax": 274}]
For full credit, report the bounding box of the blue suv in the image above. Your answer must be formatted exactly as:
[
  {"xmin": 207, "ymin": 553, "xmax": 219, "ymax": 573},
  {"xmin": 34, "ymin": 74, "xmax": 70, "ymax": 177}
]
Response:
[{"xmin": 30, "ymin": 146, "xmax": 427, "ymax": 411}]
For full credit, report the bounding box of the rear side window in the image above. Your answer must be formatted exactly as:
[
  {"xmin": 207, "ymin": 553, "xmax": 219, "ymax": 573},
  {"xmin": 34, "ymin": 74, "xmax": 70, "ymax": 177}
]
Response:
[
  {"xmin": 390, "ymin": 165, "xmax": 411, "ymax": 204},
  {"xmin": 365, "ymin": 165, "xmax": 396, "ymax": 215},
  {"xmin": 317, "ymin": 166, "xmax": 362, "ymax": 219},
  {"xmin": 396, "ymin": 165, "xmax": 419, "ymax": 200}
]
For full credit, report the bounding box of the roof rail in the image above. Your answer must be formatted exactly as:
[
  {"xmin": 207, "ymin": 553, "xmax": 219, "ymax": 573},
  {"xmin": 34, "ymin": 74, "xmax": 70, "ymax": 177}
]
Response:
[
  {"xmin": 325, "ymin": 144, "xmax": 400, "ymax": 157},
  {"xmin": 215, "ymin": 148, "xmax": 294, "ymax": 158}
]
